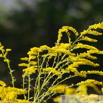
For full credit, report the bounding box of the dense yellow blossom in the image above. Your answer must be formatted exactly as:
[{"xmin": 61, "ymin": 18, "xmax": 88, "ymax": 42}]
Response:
[
  {"xmin": 23, "ymin": 66, "xmax": 37, "ymax": 76},
  {"xmin": 0, "ymin": 86, "xmax": 27, "ymax": 101},
  {"xmin": 1, "ymin": 22, "xmax": 103, "ymax": 103}
]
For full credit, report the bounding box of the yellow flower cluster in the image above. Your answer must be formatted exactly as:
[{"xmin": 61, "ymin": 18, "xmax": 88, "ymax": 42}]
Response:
[
  {"xmin": 43, "ymin": 67, "xmax": 61, "ymax": 76},
  {"xmin": 81, "ymin": 30, "xmax": 102, "ymax": 36},
  {"xmin": 57, "ymin": 26, "xmax": 79, "ymax": 43},
  {"xmin": 39, "ymin": 45, "xmax": 51, "ymax": 52},
  {"xmin": 87, "ymin": 49, "xmax": 103, "ymax": 55},
  {"xmin": 1, "ymin": 22, "xmax": 103, "ymax": 103},
  {"xmin": 49, "ymin": 44, "xmax": 75, "ymax": 58},
  {"xmin": 66, "ymin": 67, "xmax": 86, "ymax": 77},
  {"xmin": 77, "ymin": 79, "xmax": 103, "ymax": 86},
  {"xmin": 80, "ymin": 22, "xmax": 103, "ymax": 36},
  {"xmin": 50, "ymin": 84, "xmax": 68, "ymax": 93},
  {"xmin": 58, "ymin": 43, "xmax": 71, "ymax": 49},
  {"xmin": 87, "ymin": 70, "xmax": 103, "ymax": 75},
  {"xmin": 89, "ymin": 22, "xmax": 103, "ymax": 30},
  {"xmin": 22, "ymin": 66, "xmax": 37, "ymax": 77},
  {"xmin": 27, "ymin": 47, "xmax": 39, "ymax": 55},
  {"xmin": 77, "ymin": 52, "xmax": 97, "ymax": 59},
  {"xmin": 19, "ymin": 47, "xmax": 38, "ymax": 77},
  {"xmin": 73, "ymin": 42, "xmax": 98, "ymax": 50},
  {"xmin": 0, "ymin": 86, "xmax": 27, "ymax": 101},
  {"xmin": 81, "ymin": 36, "xmax": 98, "ymax": 42}
]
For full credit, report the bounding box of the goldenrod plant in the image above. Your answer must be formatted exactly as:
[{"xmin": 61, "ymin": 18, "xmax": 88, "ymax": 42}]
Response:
[{"xmin": 0, "ymin": 22, "xmax": 103, "ymax": 103}]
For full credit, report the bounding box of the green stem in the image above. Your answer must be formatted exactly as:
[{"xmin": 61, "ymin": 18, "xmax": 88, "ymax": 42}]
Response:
[
  {"xmin": 28, "ymin": 74, "xmax": 31, "ymax": 101},
  {"xmin": 23, "ymin": 76, "xmax": 26, "ymax": 100}
]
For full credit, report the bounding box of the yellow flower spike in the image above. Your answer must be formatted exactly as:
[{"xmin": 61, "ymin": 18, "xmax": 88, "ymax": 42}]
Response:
[
  {"xmin": 77, "ymin": 52, "xmax": 97, "ymax": 59},
  {"xmin": 87, "ymin": 70, "xmax": 103, "ymax": 75},
  {"xmin": 39, "ymin": 45, "xmax": 51, "ymax": 52},
  {"xmin": 87, "ymin": 49, "xmax": 103, "ymax": 55},
  {"xmin": 81, "ymin": 36, "xmax": 98, "ymax": 42},
  {"xmin": 0, "ymin": 81, "xmax": 6, "ymax": 86},
  {"xmin": 73, "ymin": 43, "xmax": 98, "ymax": 50},
  {"xmin": 81, "ymin": 29, "xmax": 102, "ymax": 36},
  {"xmin": 87, "ymin": 30, "xmax": 102, "ymax": 36},
  {"xmin": 81, "ymin": 30, "xmax": 87, "ymax": 35},
  {"xmin": 57, "ymin": 26, "xmax": 79, "ymax": 43},
  {"xmin": 77, "ymin": 79, "xmax": 103, "ymax": 86},
  {"xmin": 88, "ymin": 22, "xmax": 103, "ymax": 30}
]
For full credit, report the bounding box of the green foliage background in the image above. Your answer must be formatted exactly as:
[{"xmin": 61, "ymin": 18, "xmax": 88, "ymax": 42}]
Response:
[{"xmin": 0, "ymin": 0, "xmax": 103, "ymax": 102}]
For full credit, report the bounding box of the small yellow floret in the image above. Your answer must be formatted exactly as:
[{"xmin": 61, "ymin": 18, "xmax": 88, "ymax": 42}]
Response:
[{"xmin": 20, "ymin": 57, "xmax": 29, "ymax": 61}]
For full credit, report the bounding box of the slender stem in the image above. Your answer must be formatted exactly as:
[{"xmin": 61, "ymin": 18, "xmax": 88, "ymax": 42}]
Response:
[
  {"xmin": 28, "ymin": 74, "xmax": 31, "ymax": 101},
  {"xmin": 52, "ymin": 56, "xmax": 57, "ymax": 68},
  {"xmin": 7, "ymin": 60, "xmax": 15, "ymax": 87},
  {"xmin": 23, "ymin": 76, "xmax": 26, "ymax": 100}
]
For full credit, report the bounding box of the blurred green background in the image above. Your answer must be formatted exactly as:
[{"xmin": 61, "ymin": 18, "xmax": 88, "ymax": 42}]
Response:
[{"xmin": 0, "ymin": 0, "xmax": 103, "ymax": 102}]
